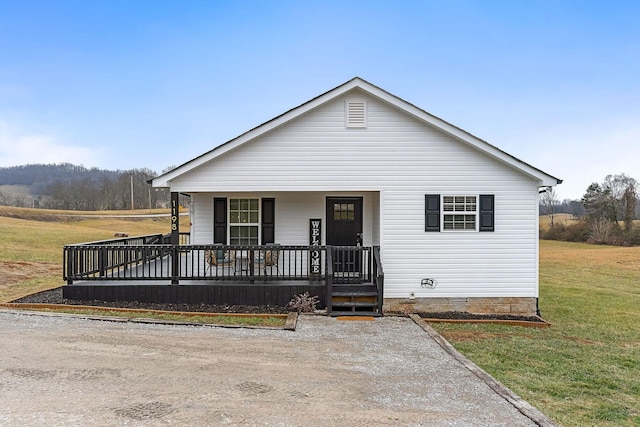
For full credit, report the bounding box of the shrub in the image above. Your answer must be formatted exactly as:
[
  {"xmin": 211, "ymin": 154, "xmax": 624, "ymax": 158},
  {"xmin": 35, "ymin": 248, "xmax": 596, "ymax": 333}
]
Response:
[
  {"xmin": 540, "ymin": 220, "xmax": 590, "ymax": 242},
  {"xmin": 588, "ymin": 218, "xmax": 614, "ymax": 244},
  {"xmin": 286, "ymin": 292, "xmax": 319, "ymax": 313},
  {"xmin": 562, "ymin": 221, "xmax": 590, "ymax": 242}
]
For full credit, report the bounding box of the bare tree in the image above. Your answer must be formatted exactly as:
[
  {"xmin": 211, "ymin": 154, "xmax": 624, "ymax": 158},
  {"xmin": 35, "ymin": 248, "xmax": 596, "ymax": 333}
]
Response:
[
  {"xmin": 541, "ymin": 187, "xmax": 559, "ymax": 228},
  {"xmin": 603, "ymin": 173, "xmax": 636, "ymax": 221},
  {"xmin": 622, "ymin": 180, "xmax": 638, "ymax": 232}
]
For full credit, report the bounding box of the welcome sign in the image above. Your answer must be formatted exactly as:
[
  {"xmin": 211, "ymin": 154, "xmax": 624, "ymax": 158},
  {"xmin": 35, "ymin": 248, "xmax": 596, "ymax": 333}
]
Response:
[{"xmin": 309, "ymin": 219, "xmax": 321, "ymax": 276}]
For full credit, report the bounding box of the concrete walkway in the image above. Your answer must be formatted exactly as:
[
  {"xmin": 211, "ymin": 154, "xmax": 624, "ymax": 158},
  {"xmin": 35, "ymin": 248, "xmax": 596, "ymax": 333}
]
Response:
[{"xmin": 0, "ymin": 310, "xmax": 555, "ymax": 426}]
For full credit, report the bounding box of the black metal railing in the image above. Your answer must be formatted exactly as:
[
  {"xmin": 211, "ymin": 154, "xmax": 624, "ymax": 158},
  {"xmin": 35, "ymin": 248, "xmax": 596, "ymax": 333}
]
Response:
[
  {"xmin": 160, "ymin": 232, "xmax": 191, "ymax": 245},
  {"xmin": 63, "ymin": 243, "xmax": 378, "ymax": 285},
  {"xmin": 63, "ymin": 234, "xmax": 165, "ymax": 283},
  {"xmin": 325, "ymin": 246, "xmax": 383, "ymax": 313},
  {"xmin": 372, "ymin": 246, "xmax": 384, "ymax": 314}
]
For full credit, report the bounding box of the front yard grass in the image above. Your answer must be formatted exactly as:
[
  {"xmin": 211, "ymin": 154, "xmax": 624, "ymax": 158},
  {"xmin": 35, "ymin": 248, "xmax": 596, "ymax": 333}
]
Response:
[
  {"xmin": 2, "ymin": 305, "xmax": 287, "ymax": 327},
  {"xmin": 430, "ymin": 240, "xmax": 640, "ymax": 426}
]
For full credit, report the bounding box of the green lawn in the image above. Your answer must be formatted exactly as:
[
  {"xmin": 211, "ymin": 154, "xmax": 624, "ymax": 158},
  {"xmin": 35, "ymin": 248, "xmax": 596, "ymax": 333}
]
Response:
[{"xmin": 430, "ymin": 240, "xmax": 640, "ymax": 426}]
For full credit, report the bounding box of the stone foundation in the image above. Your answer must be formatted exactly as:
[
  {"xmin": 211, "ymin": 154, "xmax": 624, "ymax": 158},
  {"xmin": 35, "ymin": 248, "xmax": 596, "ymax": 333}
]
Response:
[{"xmin": 383, "ymin": 297, "xmax": 537, "ymax": 316}]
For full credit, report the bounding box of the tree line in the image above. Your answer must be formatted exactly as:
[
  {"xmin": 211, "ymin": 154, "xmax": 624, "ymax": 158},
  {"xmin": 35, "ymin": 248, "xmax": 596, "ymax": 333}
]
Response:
[
  {"xmin": 0, "ymin": 163, "xmax": 173, "ymax": 211},
  {"xmin": 540, "ymin": 173, "xmax": 640, "ymax": 246},
  {"xmin": 2, "ymin": 164, "xmax": 638, "ymax": 245}
]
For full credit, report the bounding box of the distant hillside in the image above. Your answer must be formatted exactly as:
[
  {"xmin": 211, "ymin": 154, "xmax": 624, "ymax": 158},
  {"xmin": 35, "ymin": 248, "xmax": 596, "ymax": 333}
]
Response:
[
  {"xmin": 0, "ymin": 163, "xmax": 120, "ymax": 194},
  {"xmin": 0, "ymin": 163, "xmax": 175, "ymax": 211}
]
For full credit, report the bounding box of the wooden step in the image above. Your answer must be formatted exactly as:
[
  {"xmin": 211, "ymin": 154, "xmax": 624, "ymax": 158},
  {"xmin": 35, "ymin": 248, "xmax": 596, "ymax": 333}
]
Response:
[
  {"xmin": 332, "ymin": 301, "xmax": 378, "ymax": 309},
  {"xmin": 329, "ymin": 282, "xmax": 381, "ymax": 317},
  {"xmin": 332, "ymin": 295, "xmax": 377, "ymax": 305},
  {"xmin": 331, "ymin": 291, "xmax": 378, "ymax": 297},
  {"xmin": 331, "ymin": 284, "xmax": 377, "ymax": 293},
  {"xmin": 330, "ymin": 310, "xmax": 382, "ymax": 317}
]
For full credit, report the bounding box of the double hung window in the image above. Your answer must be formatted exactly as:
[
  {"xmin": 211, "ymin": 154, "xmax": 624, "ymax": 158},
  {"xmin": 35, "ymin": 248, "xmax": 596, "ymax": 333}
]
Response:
[
  {"xmin": 443, "ymin": 196, "xmax": 477, "ymax": 230},
  {"xmin": 229, "ymin": 199, "xmax": 259, "ymax": 245},
  {"xmin": 425, "ymin": 194, "xmax": 494, "ymax": 232}
]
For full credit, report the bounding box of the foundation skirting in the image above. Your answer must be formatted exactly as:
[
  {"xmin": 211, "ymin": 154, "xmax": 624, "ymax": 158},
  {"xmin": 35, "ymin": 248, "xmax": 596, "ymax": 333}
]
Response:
[{"xmin": 384, "ymin": 297, "xmax": 537, "ymax": 316}]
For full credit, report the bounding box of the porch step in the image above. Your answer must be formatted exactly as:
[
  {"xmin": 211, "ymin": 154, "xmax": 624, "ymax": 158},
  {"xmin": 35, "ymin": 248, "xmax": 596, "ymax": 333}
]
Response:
[
  {"xmin": 331, "ymin": 291, "xmax": 378, "ymax": 297},
  {"xmin": 332, "ymin": 302, "xmax": 378, "ymax": 311},
  {"xmin": 329, "ymin": 281, "xmax": 381, "ymax": 317},
  {"xmin": 331, "ymin": 311, "xmax": 382, "ymax": 318},
  {"xmin": 331, "ymin": 284, "xmax": 377, "ymax": 293}
]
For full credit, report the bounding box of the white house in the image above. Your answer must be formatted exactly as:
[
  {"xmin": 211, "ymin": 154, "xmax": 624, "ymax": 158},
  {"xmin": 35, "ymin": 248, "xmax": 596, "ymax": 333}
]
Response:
[{"xmin": 152, "ymin": 77, "xmax": 561, "ymax": 316}]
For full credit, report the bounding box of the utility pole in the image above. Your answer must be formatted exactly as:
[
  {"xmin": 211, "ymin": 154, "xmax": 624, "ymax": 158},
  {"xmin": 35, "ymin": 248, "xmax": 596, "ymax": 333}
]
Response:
[{"xmin": 130, "ymin": 175, "xmax": 134, "ymax": 211}]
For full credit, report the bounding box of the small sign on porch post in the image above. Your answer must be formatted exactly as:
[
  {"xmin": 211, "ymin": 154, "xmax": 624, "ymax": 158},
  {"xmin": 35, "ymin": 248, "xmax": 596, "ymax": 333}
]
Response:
[
  {"xmin": 170, "ymin": 192, "xmax": 180, "ymax": 284},
  {"xmin": 309, "ymin": 219, "xmax": 321, "ymax": 276},
  {"xmin": 170, "ymin": 192, "xmax": 180, "ymax": 246}
]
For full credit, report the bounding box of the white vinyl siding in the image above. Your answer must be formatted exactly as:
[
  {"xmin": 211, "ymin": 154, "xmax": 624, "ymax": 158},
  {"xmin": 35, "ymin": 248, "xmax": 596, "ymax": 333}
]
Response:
[{"xmin": 177, "ymin": 92, "xmax": 541, "ymax": 299}]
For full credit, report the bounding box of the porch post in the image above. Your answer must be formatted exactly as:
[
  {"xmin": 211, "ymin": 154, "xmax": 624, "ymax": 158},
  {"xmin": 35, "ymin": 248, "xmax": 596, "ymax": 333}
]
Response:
[
  {"xmin": 170, "ymin": 192, "xmax": 180, "ymax": 246},
  {"xmin": 326, "ymin": 246, "xmax": 333, "ymax": 313},
  {"xmin": 171, "ymin": 245, "xmax": 179, "ymax": 285},
  {"xmin": 170, "ymin": 192, "xmax": 180, "ymax": 284}
]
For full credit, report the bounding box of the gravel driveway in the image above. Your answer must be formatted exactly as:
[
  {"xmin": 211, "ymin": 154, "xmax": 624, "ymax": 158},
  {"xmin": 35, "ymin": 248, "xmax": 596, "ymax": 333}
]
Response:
[{"xmin": 0, "ymin": 310, "xmax": 550, "ymax": 426}]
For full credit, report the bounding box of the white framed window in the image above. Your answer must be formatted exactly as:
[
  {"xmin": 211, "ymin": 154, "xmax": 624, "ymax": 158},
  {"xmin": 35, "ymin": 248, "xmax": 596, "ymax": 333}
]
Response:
[
  {"xmin": 442, "ymin": 196, "xmax": 477, "ymax": 231},
  {"xmin": 229, "ymin": 198, "xmax": 259, "ymax": 245}
]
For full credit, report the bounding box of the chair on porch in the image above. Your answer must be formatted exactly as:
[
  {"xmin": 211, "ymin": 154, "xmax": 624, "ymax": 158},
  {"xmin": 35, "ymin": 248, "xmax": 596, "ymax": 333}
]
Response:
[
  {"xmin": 254, "ymin": 244, "xmax": 281, "ymax": 276},
  {"xmin": 205, "ymin": 249, "xmax": 236, "ymax": 275}
]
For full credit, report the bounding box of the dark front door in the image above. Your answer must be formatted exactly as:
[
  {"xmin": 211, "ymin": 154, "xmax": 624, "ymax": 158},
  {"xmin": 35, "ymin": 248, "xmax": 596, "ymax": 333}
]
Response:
[{"xmin": 326, "ymin": 197, "xmax": 363, "ymax": 282}]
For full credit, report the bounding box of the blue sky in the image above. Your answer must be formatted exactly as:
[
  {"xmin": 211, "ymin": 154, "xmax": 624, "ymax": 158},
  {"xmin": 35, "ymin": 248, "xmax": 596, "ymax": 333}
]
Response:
[{"xmin": 0, "ymin": 1, "xmax": 638, "ymax": 199}]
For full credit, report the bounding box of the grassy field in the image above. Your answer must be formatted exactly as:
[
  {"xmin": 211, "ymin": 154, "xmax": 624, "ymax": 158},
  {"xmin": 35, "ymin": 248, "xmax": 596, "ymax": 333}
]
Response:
[
  {"xmin": 539, "ymin": 213, "xmax": 577, "ymax": 231},
  {"xmin": 430, "ymin": 240, "xmax": 640, "ymax": 426},
  {"xmin": 0, "ymin": 206, "xmax": 173, "ymax": 302}
]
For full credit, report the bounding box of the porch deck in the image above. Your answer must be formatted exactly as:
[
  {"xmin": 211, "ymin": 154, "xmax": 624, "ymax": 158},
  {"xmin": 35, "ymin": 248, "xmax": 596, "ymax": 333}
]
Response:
[
  {"xmin": 62, "ymin": 234, "xmax": 383, "ymax": 314},
  {"xmin": 63, "ymin": 279, "xmax": 327, "ymax": 308}
]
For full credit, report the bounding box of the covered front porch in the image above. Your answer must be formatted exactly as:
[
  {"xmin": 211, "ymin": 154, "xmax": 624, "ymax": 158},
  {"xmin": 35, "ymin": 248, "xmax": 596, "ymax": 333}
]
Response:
[{"xmin": 62, "ymin": 234, "xmax": 384, "ymax": 315}]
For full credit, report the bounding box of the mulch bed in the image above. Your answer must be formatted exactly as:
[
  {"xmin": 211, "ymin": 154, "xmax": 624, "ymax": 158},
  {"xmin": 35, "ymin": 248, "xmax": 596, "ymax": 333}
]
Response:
[
  {"xmin": 13, "ymin": 288, "xmax": 547, "ymax": 323},
  {"xmin": 11, "ymin": 287, "xmax": 289, "ymax": 315},
  {"xmin": 417, "ymin": 311, "xmax": 545, "ymax": 322}
]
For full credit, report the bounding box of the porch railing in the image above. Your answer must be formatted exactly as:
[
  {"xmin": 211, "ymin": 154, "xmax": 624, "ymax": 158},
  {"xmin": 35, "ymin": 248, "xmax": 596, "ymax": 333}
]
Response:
[
  {"xmin": 63, "ymin": 242, "xmax": 377, "ymax": 285},
  {"xmin": 372, "ymin": 246, "xmax": 384, "ymax": 314},
  {"xmin": 325, "ymin": 246, "xmax": 384, "ymax": 313}
]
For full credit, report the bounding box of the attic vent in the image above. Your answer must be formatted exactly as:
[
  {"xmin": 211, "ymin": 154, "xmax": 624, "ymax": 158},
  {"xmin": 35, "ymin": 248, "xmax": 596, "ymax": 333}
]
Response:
[{"xmin": 346, "ymin": 101, "xmax": 367, "ymax": 128}]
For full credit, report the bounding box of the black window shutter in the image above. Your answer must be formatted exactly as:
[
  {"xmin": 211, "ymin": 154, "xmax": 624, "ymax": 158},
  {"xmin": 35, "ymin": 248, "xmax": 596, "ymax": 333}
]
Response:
[
  {"xmin": 425, "ymin": 194, "xmax": 440, "ymax": 232},
  {"xmin": 479, "ymin": 194, "xmax": 495, "ymax": 232},
  {"xmin": 261, "ymin": 198, "xmax": 275, "ymax": 244},
  {"xmin": 213, "ymin": 198, "xmax": 227, "ymax": 244}
]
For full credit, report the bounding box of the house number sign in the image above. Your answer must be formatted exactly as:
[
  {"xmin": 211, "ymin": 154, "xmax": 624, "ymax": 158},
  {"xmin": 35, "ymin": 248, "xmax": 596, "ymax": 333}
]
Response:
[
  {"xmin": 309, "ymin": 219, "xmax": 321, "ymax": 276},
  {"xmin": 170, "ymin": 192, "xmax": 179, "ymax": 245}
]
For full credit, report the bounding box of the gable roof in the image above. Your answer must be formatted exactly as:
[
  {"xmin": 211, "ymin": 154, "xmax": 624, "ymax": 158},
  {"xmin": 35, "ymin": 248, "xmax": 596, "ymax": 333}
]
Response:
[{"xmin": 152, "ymin": 77, "xmax": 562, "ymax": 188}]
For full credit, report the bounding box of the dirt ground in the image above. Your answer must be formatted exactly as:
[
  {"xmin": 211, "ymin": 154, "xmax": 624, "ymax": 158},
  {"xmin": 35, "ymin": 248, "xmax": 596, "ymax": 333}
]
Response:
[{"xmin": 0, "ymin": 310, "xmax": 543, "ymax": 427}]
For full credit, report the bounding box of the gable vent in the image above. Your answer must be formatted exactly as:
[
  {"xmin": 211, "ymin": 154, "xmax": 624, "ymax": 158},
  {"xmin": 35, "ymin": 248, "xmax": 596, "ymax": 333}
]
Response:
[{"xmin": 346, "ymin": 101, "xmax": 367, "ymax": 128}]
